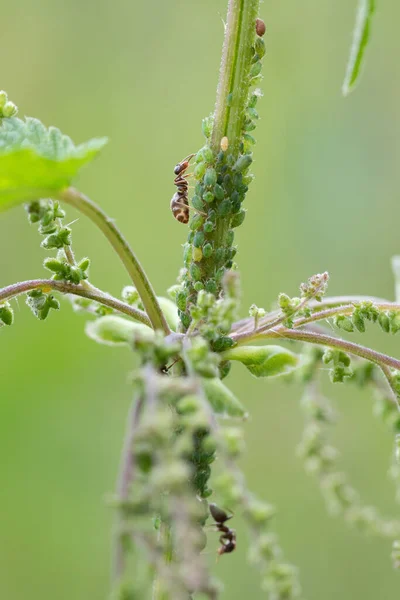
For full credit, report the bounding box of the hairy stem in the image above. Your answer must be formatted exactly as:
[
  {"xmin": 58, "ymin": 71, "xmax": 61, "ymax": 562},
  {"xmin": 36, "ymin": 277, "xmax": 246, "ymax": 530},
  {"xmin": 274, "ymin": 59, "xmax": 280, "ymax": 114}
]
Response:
[
  {"xmin": 233, "ymin": 326, "xmax": 400, "ymax": 371},
  {"xmin": 293, "ymin": 302, "xmax": 400, "ymax": 329},
  {"xmin": 0, "ymin": 279, "xmax": 151, "ymax": 326},
  {"xmin": 113, "ymin": 395, "xmax": 144, "ymax": 585},
  {"xmin": 212, "ymin": 0, "xmax": 260, "ymax": 154},
  {"xmin": 57, "ymin": 187, "xmax": 169, "ymax": 333}
]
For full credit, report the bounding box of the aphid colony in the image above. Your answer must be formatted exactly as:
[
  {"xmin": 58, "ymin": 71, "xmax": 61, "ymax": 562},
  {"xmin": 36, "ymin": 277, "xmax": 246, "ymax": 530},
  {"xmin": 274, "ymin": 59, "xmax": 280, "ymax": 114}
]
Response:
[{"xmin": 170, "ymin": 17, "xmax": 265, "ymax": 225}]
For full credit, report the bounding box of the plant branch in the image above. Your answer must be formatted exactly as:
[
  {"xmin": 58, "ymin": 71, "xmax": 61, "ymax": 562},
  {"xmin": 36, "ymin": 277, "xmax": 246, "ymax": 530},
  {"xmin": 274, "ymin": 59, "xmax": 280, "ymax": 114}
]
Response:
[
  {"xmin": 232, "ymin": 326, "xmax": 400, "ymax": 371},
  {"xmin": 293, "ymin": 302, "xmax": 400, "ymax": 329},
  {"xmin": 112, "ymin": 394, "xmax": 144, "ymax": 585},
  {"xmin": 231, "ymin": 295, "xmax": 391, "ymax": 333},
  {"xmin": 57, "ymin": 187, "xmax": 169, "ymax": 333},
  {"xmin": 0, "ymin": 279, "xmax": 151, "ymax": 326},
  {"xmin": 212, "ymin": 0, "xmax": 260, "ymax": 154}
]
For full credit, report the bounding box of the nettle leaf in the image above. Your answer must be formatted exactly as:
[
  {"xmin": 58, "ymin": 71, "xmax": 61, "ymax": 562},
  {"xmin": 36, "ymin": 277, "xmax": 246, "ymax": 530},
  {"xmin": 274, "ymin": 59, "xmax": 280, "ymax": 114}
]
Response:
[
  {"xmin": 222, "ymin": 345, "xmax": 299, "ymax": 378},
  {"xmin": 342, "ymin": 0, "xmax": 375, "ymax": 96},
  {"xmin": 202, "ymin": 378, "xmax": 246, "ymax": 418},
  {"xmin": 85, "ymin": 316, "xmax": 154, "ymax": 347},
  {"xmin": 0, "ymin": 117, "xmax": 107, "ymax": 210}
]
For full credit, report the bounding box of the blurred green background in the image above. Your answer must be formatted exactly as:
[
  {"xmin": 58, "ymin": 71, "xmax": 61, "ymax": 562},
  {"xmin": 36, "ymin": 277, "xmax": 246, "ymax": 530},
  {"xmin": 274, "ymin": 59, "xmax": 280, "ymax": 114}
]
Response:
[{"xmin": 1, "ymin": 0, "xmax": 400, "ymax": 598}]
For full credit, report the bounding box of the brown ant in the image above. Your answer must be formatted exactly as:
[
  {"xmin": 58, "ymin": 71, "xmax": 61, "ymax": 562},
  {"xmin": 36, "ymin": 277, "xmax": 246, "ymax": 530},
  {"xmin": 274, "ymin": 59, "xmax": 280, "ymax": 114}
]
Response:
[
  {"xmin": 170, "ymin": 153, "xmax": 195, "ymax": 224},
  {"xmin": 209, "ymin": 503, "xmax": 236, "ymax": 556}
]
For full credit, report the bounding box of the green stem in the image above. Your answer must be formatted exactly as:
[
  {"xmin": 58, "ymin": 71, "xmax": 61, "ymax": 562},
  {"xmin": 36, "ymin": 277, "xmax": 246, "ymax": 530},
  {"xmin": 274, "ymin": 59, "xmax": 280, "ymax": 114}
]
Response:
[
  {"xmin": 232, "ymin": 326, "xmax": 400, "ymax": 371},
  {"xmin": 293, "ymin": 302, "xmax": 400, "ymax": 329},
  {"xmin": 212, "ymin": 0, "xmax": 260, "ymax": 155},
  {"xmin": 58, "ymin": 187, "xmax": 169, "ymax": 333},
  {"xmin": 0, "ymin": 279, "xmax": 151, "ymax": 326}
]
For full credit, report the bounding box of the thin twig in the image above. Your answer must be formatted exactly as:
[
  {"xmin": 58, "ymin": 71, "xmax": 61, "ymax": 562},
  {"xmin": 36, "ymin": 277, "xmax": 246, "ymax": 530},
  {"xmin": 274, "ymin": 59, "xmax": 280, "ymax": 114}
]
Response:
[{"xmin": 0, "ymin": 279, "xmax": 151, "ymax": 326}]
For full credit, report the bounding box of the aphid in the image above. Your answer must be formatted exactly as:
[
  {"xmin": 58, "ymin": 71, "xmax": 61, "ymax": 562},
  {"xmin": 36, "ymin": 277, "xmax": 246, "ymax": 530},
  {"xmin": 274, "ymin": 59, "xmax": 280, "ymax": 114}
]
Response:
[
  {"xmin": 255, "ymin": 18, "xmax": 266, "ymax": 37},
  {"xmin": 209, "ymin": 503, "xmax": 236, "ymax": 556},
  {"xmin": 170, "ymin": 153, "xmax": 195, "ymax": 224},
  {"xmin": 220, "ymin": 136, "xmax": 229, "ymax": 152}
]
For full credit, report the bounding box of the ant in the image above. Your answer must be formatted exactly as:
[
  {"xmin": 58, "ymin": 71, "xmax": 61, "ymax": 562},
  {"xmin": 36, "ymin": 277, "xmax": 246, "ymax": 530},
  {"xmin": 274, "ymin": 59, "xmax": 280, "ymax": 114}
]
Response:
[
  {"xmin": 209, "ymin": 503, "xmax": 236, "ymax": 556},
  {"xmin": 170, "ymin": 153, "xmax": 195, "ymax": 224}
]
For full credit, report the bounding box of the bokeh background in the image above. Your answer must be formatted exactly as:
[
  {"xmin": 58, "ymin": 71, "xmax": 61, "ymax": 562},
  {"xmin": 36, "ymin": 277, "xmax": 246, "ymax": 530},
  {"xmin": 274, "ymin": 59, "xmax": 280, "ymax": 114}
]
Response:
[{"xmin": 1, "ymin": 0, "xmax": 400, "ymax": 598}]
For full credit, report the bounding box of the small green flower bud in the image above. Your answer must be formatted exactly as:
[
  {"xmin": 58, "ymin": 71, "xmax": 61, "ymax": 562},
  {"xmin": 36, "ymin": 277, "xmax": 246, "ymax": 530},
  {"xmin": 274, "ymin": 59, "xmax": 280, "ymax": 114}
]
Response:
[
  {"xmin": 194, "ymin": 281, "xmax": 204, "ymax": 292},
  {"xmin": 231, "ymin": 209, "xmax": 246, "ymax": 228},
  {"xmin": 176, "ymin": 290, "xmax": 187, "ymax": 312},
  {"xmin": 334, "ymin": 315, "xmax": 354, "ymax": 332},
  {"xmin": 352, "ymin": 311, "xmax": 365, "ymax": 332},
  {"xmin": 212, "ymin": 336, "xmax": 235, "ymax": 352},
  {"xmin": 78, "ymin": 257, "xmax": 90, "ymax": 271},
  {"xmin": 2, "ymin": 101, "xmax": 18, "ymax": 118},
  {"xmin": 177, "ymin": 395, "xmax": 202, "ymax": 414},
  {"xmin": 378, "ymin": 311, "xmax": 390, "ymax": 333},
  {"xmin": 234, "ymin": 154, "xmax": 253, "ymax": 172},
  {"xmin": 43, "ymin": 258, "xmax": 64, "ymax": 273},
  {"xmin": 204, "ymin": 167, "xmax": 217, "ymax": 187},
  {"xmin": 0, "ymin": 91, "xmax": 7, "ymax": 109},
  {"xmin": 205, "ymin": 279, "xmax": 217, "ymax": 294},
  {"xmin": 179, "ymin": 310, "xmax": 191, "ymax": 329},
  {"xmin": 390, "ymin": 312, "xmax": 400, "ymax": 334},
  {"xmin": 246, "ymin": 499, "xmax": 276, "ymax": 525},
  {"xmin": 121, "ymin": 286, "xmax": 139, "ymax": 305},
  {"xmin": 0, "ymin": 302, "xmax": 13, "ymax": 325}
]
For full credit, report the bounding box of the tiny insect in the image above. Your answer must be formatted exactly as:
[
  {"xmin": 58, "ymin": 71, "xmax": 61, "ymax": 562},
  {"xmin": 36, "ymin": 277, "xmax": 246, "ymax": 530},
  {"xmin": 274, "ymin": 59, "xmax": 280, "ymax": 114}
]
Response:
[
  {"xmin": 209, "ymin": 503, "xmax": 236, "ymax": 556},
  {"xmin": 255, "ymin": 18, "xmax": 266, "ymax": 37},
  {"xmin": 170, "ymin": 153, "xmax": 195, "ymax": 224},
  {"xmin": 220, "ymin": 136, "xmax": 229, "ymax": 152}
]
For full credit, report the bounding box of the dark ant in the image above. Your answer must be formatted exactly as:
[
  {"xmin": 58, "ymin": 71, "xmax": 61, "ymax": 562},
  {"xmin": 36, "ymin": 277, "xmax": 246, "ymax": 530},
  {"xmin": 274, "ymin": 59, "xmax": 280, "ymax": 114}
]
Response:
[
  {"xmin": 170, "ymin": 153, "xmax": 195, "ymax": 224},
  {"xmin": 209, "ymin": 503, "xmax": 236, "ymax": 556}
]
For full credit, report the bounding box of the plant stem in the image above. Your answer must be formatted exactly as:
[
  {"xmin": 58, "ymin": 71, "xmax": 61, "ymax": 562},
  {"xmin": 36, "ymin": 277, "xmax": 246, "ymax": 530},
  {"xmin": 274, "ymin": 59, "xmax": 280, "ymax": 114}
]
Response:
[
  {"xmin": 292, "ymin": 302, "xmax": 400, "ymax": 328},
  {"xmin": 113, "ymin": 394, "xmax": 144, "ymax": 585},
  {"xmin": 212, "ymin": 0, "xmax": 260, "ymax": 155},
  {"xmin": 232, "ymin": 326, "xmax": 400, "ymax": 371},
  {"xmin": 58, "ymin": 187, "xmax": 169, "ymax": 333},
  {"xmin": 0, "ymin": 279, "xmax": 151, "ymax": 326}
]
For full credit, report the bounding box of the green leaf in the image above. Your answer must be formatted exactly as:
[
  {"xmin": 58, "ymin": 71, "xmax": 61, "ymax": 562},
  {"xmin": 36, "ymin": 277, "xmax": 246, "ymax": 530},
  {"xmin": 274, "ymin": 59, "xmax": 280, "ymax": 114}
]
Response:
[
  {"xmin": 85, "ymin": 316, "xmax": 154, "ymax": 347},
  {"xmin": 0, "ymin": 117, "xmax": 107, "ymax": 210},
  {"xmin": 222, "ymin": 345, "xmax": 299, "ymax": 378},
  {"xmin": 342, "ymin": 0, "xmax": 376, "ymax": 96},
  {"xmin": 157, "ymin": 296, "xmax": 179, "ymax": 331},
  {"xmin": 202, "ymin": 378, "xmax": 246, "ymax": 418}
]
